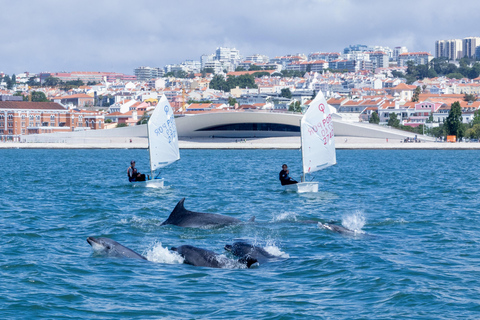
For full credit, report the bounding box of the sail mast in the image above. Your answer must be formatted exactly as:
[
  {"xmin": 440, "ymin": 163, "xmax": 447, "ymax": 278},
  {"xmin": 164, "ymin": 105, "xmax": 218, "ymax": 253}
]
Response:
[{"xmin": 300, "ymin": 117, "xmax": 306, "ymax": 182}]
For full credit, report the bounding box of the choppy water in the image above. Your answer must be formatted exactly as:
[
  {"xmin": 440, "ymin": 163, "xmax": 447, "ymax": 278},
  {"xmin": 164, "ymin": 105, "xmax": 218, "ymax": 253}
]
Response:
[{"xmin": 2, "ymin": 148, "xmax": 480, "ymax": 319}]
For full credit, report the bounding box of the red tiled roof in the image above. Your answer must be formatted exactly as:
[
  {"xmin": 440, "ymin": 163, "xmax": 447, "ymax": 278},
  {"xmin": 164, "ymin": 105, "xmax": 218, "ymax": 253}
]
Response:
[{"xmin": 0, "ymin": 101, "xmax": 66, "ymax": 110}]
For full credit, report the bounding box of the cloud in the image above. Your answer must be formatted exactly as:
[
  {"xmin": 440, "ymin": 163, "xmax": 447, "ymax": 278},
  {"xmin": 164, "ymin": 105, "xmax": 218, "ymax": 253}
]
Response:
[{"xmin": 1, "ymin": 0, "xmax": 479, "ymax": 75}]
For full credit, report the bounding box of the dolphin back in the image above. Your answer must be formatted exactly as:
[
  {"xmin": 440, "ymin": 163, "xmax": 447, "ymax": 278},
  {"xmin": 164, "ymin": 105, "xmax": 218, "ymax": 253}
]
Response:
[{"xmin": 161, "ymin": 198, "xmax": 242, "ymax": 228}]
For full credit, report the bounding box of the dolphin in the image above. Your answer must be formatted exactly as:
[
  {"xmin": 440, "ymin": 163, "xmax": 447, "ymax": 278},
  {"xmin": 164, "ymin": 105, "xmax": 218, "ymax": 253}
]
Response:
[
  {"xmin": 224, "ymin": 242, "xmax": 283, "ymax": 264},
  {"xmin": 171, "ymin": 245, "xmax": 257, "ymax": 268},
  {"xmin": 318, "ymin": 222, "xmax": 359, "ymax": 236},
  {"xmin": 87, "ymin": 237, "xmax": 147, "ymax": 260},
  {"xmin": 161, "ymin": 198, "xmax": 255, "ymax": 228}
]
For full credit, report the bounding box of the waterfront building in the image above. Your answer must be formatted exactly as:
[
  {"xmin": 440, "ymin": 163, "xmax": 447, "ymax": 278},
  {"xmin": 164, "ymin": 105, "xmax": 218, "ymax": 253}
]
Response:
[{"xmin": 0, "ymin": 101, "xmax": 103, "ymax": 140}]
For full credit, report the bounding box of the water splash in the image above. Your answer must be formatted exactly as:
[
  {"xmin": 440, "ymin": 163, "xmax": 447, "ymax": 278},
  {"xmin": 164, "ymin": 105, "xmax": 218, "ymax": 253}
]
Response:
[
  {"xmin": 341, "ymin": 210, "xmax": 366, "ymax": 234},
  {"xmin": 271, "ymin": 211, "xmax": 297, "ymax": 222},
  {"xmin": 144, "ymin": 241, "xmax": 184, "ymax": 264},
  {"xmin": 264, "ymin": 244, "xmax": 290, "ymax": 258}
]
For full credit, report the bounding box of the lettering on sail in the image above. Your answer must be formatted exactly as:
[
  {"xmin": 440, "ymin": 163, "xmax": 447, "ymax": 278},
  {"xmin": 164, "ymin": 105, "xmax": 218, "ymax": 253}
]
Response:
[
  {"xmin": 308, "ymin": 113, "xmax": 334, "ymax": 145},
  {"xmin": 154, "ymin": 106, "xmax": 177, "ymax": 144}
]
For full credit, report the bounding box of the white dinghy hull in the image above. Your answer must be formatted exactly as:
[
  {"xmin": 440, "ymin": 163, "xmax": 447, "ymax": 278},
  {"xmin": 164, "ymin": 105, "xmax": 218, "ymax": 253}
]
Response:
[
  {"xmin": 131, "ymin": 177, "xmax": 165, "ymax": 188},
  {"xmin": 284, "ymin": 182, "xmax": 318, "ymax": 193}
]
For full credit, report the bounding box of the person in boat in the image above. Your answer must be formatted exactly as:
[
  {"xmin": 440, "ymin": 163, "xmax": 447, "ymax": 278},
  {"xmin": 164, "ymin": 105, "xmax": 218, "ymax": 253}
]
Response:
[
  {"xmin": 279, "ymin": 164, "xmax": 298, "ymax": 185},
  {"xmin": 127, "ymin": 160, "xmax": 146, "ymax": 182}
]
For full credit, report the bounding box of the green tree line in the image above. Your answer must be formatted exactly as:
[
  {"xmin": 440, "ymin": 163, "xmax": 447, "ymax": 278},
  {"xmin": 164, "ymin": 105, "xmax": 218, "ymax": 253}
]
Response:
[{"xmin": 404, "ymin": 58, "xmax": 480, "ymax": 84}]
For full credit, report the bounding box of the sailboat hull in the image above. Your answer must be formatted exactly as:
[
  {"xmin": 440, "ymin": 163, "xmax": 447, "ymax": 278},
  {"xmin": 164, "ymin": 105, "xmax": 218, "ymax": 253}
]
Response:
[
  {"xmin": 131, "ymin": 177, "xmax": 165, "ymax": 188},
  {"xmin": 284, "ymin": 182, "xmax": 318, "ymax": 193}
]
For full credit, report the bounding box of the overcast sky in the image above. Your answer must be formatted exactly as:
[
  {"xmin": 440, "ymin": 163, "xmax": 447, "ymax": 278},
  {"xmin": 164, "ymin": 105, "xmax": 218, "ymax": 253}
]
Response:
[{"xmin": 1, "ymin": 0, "xmax": 479, "ymax": 76}]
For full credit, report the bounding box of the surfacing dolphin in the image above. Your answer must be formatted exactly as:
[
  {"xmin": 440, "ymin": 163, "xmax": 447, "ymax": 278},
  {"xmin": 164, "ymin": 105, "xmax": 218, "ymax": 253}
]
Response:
[
  {"xmin": 161, "ymin": 198, "xmax": 255, "ymax": 228},
  {"xmin": 318, "ymin": 222, "xmax": 362, "ymax": 236},
  {"xmin": 171, "ymin": 245, "xmax": 257, "ymax": 269},
  {"xmin": 224, "ymin": 242, "xmax": 284, "ymax": 264},
  {"xmin": 87, "ymin": 237, "xmax": 147, "ymax": 260}
]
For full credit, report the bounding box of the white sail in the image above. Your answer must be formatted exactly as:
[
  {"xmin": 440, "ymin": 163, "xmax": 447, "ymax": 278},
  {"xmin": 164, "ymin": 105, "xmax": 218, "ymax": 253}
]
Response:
[
  {"xmin": 300, "ymin": 91, "xmax": 336, "ymax": 176},
  {"xmin": 147, "ymin": 95, "xmax": 180, "ymax": 173}
]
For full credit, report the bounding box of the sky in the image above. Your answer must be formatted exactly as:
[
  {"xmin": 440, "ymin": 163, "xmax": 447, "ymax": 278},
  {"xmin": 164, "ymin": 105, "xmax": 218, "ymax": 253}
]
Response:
[{"xmin": 1, "ymin": 0, "xmax": 479, "ymax": 76}]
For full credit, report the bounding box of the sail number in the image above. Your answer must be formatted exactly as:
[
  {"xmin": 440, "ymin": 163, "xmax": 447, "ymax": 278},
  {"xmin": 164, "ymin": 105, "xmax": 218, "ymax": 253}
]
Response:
[
  {"xmin": 308, "ymin": 114, "xmax": 334, "ymax": 145},
  {"xmin": 154, "ymin": 115, "xmax": 177, "ymax": 144}
]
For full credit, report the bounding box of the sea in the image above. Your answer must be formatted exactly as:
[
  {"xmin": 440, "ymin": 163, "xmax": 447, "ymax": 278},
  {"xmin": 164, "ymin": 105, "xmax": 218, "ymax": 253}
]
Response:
[{"xmin": 2, "ymin": 148, "xmax": 480, "ymax": 319}]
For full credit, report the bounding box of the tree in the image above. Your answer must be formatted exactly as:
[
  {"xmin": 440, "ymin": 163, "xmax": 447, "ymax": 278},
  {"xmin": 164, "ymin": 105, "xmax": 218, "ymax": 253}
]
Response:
[
  {"xmin": 391, "ymin": 70, "xmax": 405, "ymax": 78},
  {"xmin": 227, "ymin": 96, "xmax": 237, "ymax": 106},
  {"xmin": 288, "ymin": 101, "xmax": 302, "ymax": 113},
  {"xmin": 280, "ymin": 88, "xmax": 292, "ymax": 99},
  {"xmin": 31, "ymin": 91, "xmax": 49, "ymax": 102},
  {"xmin": 249, "ymin": 64, "xmax": 262, "ymax": 71},
  {"xmin": 43, "ymin": 76, "xmax": 60, "ymax": 87},
  {"xmin": 209, "ymin": 74, "xmax": 229, "ymax": 91},
  {"xmin": 412, "ymin": 86, "xmax": 421, "ymax": 102},
  {"xmin": 444, "ymin": 101, "xmax": 463, "ymax": 139},
  {"xmin": 464, "ymin": 93, "xmax": 477, "ymax": 102},
  {"xmin": 369, "ymin": 111, "xmax": 380, "ymax": 124},
  {"xmin": 427, "ymin": 113, "xmax": 434, "ymax": 123},
  {"xmin": 472, "ymin": 109, "xmax": 480, "ymax": 126},
  {"xmin": 387, "ymin": 113, "xmax": 400, "ymax": 128}
]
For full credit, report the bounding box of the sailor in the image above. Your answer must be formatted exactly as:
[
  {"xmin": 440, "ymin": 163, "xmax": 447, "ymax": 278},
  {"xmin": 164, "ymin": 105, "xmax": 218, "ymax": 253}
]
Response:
[
  {"xmin": 279, "ymin": 164, "xmax": 298, "ymax": 185},
  {"xmin": 127, "ymin": 160, "xmax": 146, "ymax": 182}
]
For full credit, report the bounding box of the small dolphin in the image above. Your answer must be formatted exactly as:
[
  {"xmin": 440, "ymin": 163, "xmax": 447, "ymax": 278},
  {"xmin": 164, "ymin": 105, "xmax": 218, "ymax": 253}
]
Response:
[
  {"xmin": 87, "ymin": 237, "xmax": 147, "ymax": 260},
  {"xmin": 224, "ymin": 242, "xmax": 283, "ymax": 264},
  {"xmin": 318, "ymin": 222, "xmax": 358, "ymax": 235},
  {"xmin": 161, "ymin": 198, "xmax": 255, "ymax": 228},
  {"xmin": 171, "ymin": 245, "xmax": 257, "ymax": 268}
]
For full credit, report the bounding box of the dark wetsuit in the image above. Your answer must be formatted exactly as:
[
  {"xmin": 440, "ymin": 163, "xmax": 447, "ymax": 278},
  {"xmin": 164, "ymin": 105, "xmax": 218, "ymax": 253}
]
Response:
[
  {"xmin": 279, "ymin": 169, "xmax": 298, "ymax": 185},
  {"xmin": 128, "ymin": 166, "xmax": 146, "ymax": 182}
]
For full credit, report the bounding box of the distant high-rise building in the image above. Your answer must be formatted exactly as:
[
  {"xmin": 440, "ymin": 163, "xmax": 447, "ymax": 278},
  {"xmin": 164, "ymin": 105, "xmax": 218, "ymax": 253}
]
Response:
[
  {"xmin": 200, "ymin": 54, "xmax": 215, "ymax": 70},
  {"xmin": 476, "ymin": 46, "xmax": 480, "ymax": 60},
  {"xmin": 215, "ymin": 47, "xmax": 242, "ymax": 72},
  {"xmin": 134, "ymin": 66, "xmax": 163, "ymax": 81},
  {"xmin": 393, "ymin": 47, "xmax": 408, "ymax": 61},
  {"xmin": 435, "ymin": 40, "xmax": 446, "ymax": 58},
  {"xmin": 463, "ymin": 37, "xmax": 480, "ymax": 58},
  {"xmin": 344, "ymin": 44, "xmax": 369, "ymax": 54},
  {"xmin": 245, "ymin": 54, "xmax": 269, "ymax": 63},
  {"xmin": 435, "ymin": 39, "xmax": 463, "ymax": 60},
  {"xmin": 367, "ymin": 52, "xmax": 389, "ymax": 70},
  {"xmin": 398, "ymin": 52, "xmax": 433, "ymax": 67}
]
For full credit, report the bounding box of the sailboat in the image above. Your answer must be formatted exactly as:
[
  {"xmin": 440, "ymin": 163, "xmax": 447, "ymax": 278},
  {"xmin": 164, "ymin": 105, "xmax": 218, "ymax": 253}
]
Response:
[
  {"xmin": 284, "ymin": 91, "xmax": 336, "ymax": 193},
  {"xmin": 132, "ymin": 95, "xmax": 180, "ymax": 188}
]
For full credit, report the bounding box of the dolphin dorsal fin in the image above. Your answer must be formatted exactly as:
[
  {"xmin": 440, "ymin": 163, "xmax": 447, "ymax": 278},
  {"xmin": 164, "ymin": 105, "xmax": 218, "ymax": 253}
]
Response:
[{"xmin": 171, "ymin": 198, "xmax": 187, "ymax": 216}]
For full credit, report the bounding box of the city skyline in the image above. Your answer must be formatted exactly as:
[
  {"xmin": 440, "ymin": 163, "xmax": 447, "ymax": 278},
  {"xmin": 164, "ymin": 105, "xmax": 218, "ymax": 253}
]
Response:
[{"xmin": 1, "ymin": 0, "xmax": 479, "ymax": 75}]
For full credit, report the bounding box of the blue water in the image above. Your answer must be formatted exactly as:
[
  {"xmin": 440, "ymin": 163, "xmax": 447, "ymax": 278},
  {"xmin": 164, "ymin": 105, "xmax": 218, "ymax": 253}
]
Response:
[{"xmin": 2, "ymin": 148, "xmax": 480, "ymax": 319}]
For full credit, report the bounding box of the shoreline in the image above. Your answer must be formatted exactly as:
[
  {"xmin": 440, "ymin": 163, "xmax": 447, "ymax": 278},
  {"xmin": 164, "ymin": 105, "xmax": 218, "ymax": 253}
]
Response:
[{"xmin": 1, "ymin": 136, "xmax": 480, "ymax": 150}]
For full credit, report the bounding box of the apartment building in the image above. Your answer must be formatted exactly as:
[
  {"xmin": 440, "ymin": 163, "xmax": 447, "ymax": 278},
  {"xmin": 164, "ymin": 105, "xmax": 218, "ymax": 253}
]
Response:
[
  {"xmin": 435, "ymin": 39, "xmax": 463, "ymax": 60},
  {"xmin": 398, "ymin": 52, "xmax": 433, "ymax": 67},
  {"xmin": 134, "ymin": 66, "xmax": 164, "ymax": 81},
  {"xmin": 462, "ymin": 37, "xmax": 480, "ymax": 58}
]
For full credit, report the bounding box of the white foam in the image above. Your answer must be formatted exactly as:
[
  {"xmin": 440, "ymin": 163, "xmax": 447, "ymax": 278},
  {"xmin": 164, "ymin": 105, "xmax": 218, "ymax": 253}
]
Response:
[
  {"xmin": 144, "ymin": 241, "xmax": 184, "ymax": 264},
  {"xmin": 264, "ymin": 244, "xmax": 290, "ymax": 258},
  {"xmin": 272, "ymin": 211, "xmax": 297, "ymax": 222},
  {"xmin": 342, "ymin": 210, "xmax": 366, "ymax": 234}
]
